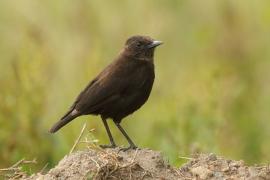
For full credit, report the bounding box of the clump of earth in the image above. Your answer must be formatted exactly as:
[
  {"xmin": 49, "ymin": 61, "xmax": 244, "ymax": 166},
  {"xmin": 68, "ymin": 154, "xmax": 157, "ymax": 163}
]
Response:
[{"xmin": 5, "ymin": 147, "xmax": 270, "ymax": 180}]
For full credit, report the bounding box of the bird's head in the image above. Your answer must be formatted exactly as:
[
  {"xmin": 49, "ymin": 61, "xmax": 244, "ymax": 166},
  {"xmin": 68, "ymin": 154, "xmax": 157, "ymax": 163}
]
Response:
[{"xmin": 123, "ymin": 35, "xmax": 162, "ymax": 61}]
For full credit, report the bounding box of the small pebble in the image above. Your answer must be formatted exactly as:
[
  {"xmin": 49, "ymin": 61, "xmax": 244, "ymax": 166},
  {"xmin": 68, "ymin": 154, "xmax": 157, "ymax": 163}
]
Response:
[{"xmin": 208, "ymin": 153, "xmax": 217, "ymax": 161}]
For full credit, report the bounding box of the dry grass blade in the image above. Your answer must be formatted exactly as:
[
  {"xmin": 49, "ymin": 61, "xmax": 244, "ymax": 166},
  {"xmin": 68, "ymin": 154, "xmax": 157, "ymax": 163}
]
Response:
[
  {"xmin": 70, "ymin": 122, "xmax": 87, "ymax": 154},
  {"xmin": 39, "ymin": 163, "xmax": 49, "ymax": 174},
  {"xmin": 179, "ymin": 156, "xmax": 194, "ymax": 160}
]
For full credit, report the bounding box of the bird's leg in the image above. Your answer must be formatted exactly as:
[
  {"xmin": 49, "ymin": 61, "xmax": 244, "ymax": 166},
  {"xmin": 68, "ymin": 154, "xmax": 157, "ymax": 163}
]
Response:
[
  {"xmin": 114, "ymin": 122, "xmax": 137, "ymax": 151},
  {"xmin": 100, "ymin": 117, "xmax": 116, "ymax": 148}
]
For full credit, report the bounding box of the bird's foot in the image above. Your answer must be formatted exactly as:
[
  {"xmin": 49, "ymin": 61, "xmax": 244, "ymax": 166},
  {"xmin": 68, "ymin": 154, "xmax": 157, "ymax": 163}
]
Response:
[
  {"xmin": 100, "ymin": 144, "xmax": 117, "ymax": 149},
  {"xmin": 119, "ymin": 145, "xmax": 138, "ymax": 152}
]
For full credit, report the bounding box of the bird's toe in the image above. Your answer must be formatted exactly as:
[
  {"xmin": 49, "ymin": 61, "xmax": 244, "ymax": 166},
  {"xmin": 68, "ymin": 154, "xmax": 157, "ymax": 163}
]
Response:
[
  {"xmin": 100, "ymin": 144, "xmax": 117, "ymax": 149},
  {"xmin": 119, "ymin": 145, "xmax": 138, "ymax": 152}
]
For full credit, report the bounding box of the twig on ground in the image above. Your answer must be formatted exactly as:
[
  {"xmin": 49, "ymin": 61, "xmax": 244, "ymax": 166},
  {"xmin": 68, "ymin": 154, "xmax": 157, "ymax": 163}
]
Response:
[
  {"xmin": 179, "ymin": 156, "xmax": 194, "ymax": 160},
  {"xmin": 0, "ymin": 158, "xmax": 37, "ymax": 179},
  {"xmin": 0, "ymin": 158, "xmax": 37, "ymax": 172},
  {"xmin": 0, "ymin": 167, "xmax": 21, "ymax": 172}
]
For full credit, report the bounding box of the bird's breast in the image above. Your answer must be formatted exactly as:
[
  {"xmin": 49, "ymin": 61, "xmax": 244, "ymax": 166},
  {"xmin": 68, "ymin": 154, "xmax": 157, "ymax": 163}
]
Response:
[{"xmin": 127, "ymin": 61, "xmax": 154, "ymax": 90}]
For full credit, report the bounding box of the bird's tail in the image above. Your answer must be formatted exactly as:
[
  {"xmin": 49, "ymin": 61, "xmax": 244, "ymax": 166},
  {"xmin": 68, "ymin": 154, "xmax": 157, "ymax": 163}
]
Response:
[{"xmin": 49, "ymin": 112, "xmax": 79, "ymax": 133}]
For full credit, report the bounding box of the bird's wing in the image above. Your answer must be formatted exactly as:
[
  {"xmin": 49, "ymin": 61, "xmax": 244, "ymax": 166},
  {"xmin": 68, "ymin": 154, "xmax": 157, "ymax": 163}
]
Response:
[{"xmin": 72, "ymin": 62, "xmax": 131, "ymax": 114}]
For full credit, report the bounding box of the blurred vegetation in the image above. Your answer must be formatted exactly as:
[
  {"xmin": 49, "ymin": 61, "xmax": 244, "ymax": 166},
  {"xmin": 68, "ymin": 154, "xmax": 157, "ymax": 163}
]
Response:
[{"xmin": 1, "ymin": 0, "xmax": 270, "ymax": 172}]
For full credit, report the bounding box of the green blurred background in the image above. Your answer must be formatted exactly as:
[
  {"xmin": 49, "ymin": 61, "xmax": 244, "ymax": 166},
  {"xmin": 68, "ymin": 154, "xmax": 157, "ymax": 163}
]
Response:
[{"xmin": 1, "ymin": 0, "xmax": 270, "ymax": 171}]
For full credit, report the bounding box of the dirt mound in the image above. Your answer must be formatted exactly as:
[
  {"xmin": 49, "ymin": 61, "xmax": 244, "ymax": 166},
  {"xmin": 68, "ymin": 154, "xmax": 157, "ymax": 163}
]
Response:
[
  {"xmin": 21, "ymin": 148, "xmax": 270, "ymax": 179},
  {"xmin": 180, "ymin": 153, "xmax": 270, "ymax": 180},
  {"xmin": 26, "ymin": 148, "xmax": 178, "ymax": 180}
]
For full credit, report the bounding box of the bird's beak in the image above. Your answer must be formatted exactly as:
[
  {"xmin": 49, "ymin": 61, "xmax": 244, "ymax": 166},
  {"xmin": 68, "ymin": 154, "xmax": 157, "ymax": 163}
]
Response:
[{"xmin": 147, "ymin": 40, "xmax": 163, "ymax": 49}]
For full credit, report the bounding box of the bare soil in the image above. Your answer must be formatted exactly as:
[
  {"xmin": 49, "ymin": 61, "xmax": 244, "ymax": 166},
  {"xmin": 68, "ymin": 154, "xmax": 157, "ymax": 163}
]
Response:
[{"xmin": 18, "ymin": 147, "xmax": 269, "ymax": 180}]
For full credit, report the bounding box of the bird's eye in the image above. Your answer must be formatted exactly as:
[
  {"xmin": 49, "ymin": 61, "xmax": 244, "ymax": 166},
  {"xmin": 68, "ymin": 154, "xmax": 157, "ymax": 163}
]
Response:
[{"xmin": 136, "ymin": 43, "xmax": 142, "ymax": 47}]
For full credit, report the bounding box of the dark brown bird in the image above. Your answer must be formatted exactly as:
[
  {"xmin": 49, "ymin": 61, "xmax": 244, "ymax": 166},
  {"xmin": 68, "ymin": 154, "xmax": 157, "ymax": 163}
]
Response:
[{"xmin": 49, "ymin": 35, "xmax": 162, "ymax": 150}]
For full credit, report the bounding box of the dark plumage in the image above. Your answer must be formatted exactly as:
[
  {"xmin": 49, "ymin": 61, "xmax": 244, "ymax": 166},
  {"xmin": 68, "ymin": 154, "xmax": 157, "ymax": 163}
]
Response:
[{"xmin": 49, "ymin": 35, "xmax": 162, "ymax": 150}]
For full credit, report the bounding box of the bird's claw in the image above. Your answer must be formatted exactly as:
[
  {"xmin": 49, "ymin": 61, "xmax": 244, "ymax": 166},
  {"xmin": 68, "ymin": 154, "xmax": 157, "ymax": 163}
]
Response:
[
  {"xmin": 100, "ymin": 144, "xmax": 117, "ymax": 149},
  {"xmin": 119, "ymin": 145, "xmax": 137, "ymax": 152}
]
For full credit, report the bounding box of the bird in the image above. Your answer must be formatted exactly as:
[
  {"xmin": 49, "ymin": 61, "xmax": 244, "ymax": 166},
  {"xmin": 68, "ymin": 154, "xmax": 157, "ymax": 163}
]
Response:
[{"xmin": 49, "ymin": 35, "xmax": 162, "ymax": 150}]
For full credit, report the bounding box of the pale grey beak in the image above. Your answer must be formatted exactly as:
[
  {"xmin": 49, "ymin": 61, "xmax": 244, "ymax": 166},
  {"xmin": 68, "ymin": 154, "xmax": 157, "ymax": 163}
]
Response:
[{"xmin": 147, "ymin": 40, "xmax": 163, "ymax": 49}]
